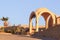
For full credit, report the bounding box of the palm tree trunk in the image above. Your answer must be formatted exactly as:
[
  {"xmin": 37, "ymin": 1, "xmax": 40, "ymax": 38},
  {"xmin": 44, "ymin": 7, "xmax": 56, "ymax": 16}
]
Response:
[{"xmin": 4, "ymin": 21, "xmax": 8, "ymax": 27}]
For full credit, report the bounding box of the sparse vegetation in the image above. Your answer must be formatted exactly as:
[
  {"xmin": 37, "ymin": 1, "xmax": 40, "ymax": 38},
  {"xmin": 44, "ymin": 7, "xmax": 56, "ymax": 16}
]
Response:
[
  {"xmin": 0, "ymin": 27, "xmax": 5, "ymax": 32},
  {"xmin": 0, "ymin": 26, "xmax": 29, "ymax": 35}
]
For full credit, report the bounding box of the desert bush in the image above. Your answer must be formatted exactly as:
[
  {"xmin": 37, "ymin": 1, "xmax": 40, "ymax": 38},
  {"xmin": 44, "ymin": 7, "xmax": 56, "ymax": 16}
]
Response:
[
  {"xmin": 4, "ymin": 27, "xmax": 12, "ymax": 33},
  {"xmin": 0, "ymin": 27, "xmax": 5, "ymax": 32},
  {"xmin": 14, "ymin": 26, "xmax": 21, "ymax": 34},
  {"xmin": 12, "ymin": 27, "xmax": 27, "ymax": 35},
  {"xmin": 1, "ymin": 26, "xmax": 29, "ymax": 35},
  {"xmin": 20, "ymin": 27, "xmax": 27, "ymax": 35}
]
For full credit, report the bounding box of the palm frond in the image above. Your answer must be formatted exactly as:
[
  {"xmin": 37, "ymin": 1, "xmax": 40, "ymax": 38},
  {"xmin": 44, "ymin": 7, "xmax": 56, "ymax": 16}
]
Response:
[{"xmin": 1, "ymin": 17, "xmax": 8, "ymax": 21}]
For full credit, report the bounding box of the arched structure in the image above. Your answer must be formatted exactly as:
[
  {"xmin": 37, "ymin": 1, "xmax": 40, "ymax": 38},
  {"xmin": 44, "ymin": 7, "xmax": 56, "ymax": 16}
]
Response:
[
  {"xmin": 29, "ymin": 11, "xmax": 36, "ymax": 33},
  {"xmin": 29, "ymin": 8, "xmax": 56, "ymax": 33}
]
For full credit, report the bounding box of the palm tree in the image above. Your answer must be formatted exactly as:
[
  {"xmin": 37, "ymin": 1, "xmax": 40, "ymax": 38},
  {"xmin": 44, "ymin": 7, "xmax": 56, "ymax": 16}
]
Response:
[{"xmin": 1, "ymin": 17, "xmax": 8, "ymax": 27}]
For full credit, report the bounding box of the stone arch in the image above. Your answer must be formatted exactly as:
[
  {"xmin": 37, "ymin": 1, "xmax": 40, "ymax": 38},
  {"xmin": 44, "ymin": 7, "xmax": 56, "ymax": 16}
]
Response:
[
  {"xmin": 29, "ymin": 8, "xmax": 56, "ymax": 33},
  {"xmin": 35, "ymin": 8, "xmax": 56, "ymax": 32},
  {"xmin": 29, "ymin": 11, "xmax": 37, "ymax": 33}
]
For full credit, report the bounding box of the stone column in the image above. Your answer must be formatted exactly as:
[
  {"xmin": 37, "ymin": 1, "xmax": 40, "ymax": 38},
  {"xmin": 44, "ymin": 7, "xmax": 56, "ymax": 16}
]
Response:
[
  {"xmin": 29, "ymin": 19, "xmax": 33, "ymax": 33},
  {"xmin": 52, "ymin": 15, "xmax": 56, "ymax": 26},
  {"xmin": 45, "ymin": 19, "xmax": 48, "ymax": 29},
  {"xmin": 36, "ymin": 17, "xmax": 39, "ymax": 32}
]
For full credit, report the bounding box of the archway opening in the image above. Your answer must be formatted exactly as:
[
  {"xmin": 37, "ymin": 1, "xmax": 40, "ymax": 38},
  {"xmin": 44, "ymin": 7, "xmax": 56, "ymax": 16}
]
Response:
[
  {"xmin": 38, "ymin": 16, "xmax": 45, "ymax": 28},
  {"xmin": 32, "ymin": 18, "xmax": 36, "ymax": 29}
]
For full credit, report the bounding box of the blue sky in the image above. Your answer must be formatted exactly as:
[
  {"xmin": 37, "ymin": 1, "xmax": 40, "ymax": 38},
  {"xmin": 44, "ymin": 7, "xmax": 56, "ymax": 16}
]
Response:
[{"xmin": 0, "ymin": 0, "xmax": 60, "ymax": 26}]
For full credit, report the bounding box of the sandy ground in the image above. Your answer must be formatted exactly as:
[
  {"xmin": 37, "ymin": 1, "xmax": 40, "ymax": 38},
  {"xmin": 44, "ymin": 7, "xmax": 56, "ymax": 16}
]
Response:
[
  {"xmin": 0, "ymin": 32, "xmax": 58, "ymax": 40},
  {"xmin": 0, "ymin": 33, "xmax": 40, "ymax": 40}
]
